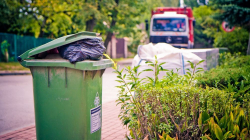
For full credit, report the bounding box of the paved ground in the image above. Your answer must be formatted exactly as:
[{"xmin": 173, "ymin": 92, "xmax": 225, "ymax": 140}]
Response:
[
  {"xmin": 0, "ymin": 75, "xmax": 34, "ymax": 135},
  {"xmin": 0, "ymin": 59, "xmax": 133, "ymax": 139},
  {"xmin": 0, "ymin": 101, "xmax": 128, "ymax": 140}
]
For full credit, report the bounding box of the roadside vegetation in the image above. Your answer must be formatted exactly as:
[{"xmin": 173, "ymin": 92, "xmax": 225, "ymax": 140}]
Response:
[
  {"xmin": 110, "ymin": 53, "xmax": 250, "ymax": 140},
  {"xmin": 0, "ymin": 62, "xmax": 29, "ymax": 71}
]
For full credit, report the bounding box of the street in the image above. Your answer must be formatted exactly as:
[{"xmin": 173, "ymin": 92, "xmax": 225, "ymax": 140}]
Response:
[{"xmin": 0, "ymin": 66, "xmax": 124, "ymax": 135}]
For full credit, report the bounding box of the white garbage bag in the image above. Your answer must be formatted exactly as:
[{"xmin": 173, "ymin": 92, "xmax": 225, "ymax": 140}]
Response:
[{"xmin": 132, "ymin": 43, "xmax": 204, "ymax": 79}]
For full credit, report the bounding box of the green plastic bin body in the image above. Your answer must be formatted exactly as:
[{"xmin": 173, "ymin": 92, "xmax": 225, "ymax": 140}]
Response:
[{"xmin": 18, "ymin": 32, "xmax": 113, "ymax": 140}]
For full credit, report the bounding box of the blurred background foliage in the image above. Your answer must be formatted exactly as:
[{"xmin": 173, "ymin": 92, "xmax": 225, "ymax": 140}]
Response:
[{"xmin": 0, "ymin": 0, "xmax": 249, "ymax": 54}]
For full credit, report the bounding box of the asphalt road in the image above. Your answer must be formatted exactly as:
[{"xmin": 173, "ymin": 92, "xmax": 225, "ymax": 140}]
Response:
[{"xmin": 0, "ymin": 66, "xmax": 126, "ymax": 135}]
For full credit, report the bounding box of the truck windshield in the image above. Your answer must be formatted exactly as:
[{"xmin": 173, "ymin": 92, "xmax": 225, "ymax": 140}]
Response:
[{"xmin": 152, "ymin": 18, "xmax": 186, "ymax": 32}]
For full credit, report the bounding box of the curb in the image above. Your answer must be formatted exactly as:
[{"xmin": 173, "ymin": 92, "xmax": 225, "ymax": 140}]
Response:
[{"xmin": 0, "ymin": 71, "xmax": 31, "ymax": 76}]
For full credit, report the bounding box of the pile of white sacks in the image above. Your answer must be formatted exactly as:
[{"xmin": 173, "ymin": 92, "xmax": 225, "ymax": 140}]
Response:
[{"xmin": 132, "ymin": 43, "xmax": 219, "ymax": 79}]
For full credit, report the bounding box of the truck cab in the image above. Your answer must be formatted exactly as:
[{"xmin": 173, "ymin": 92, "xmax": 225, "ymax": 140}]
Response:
[{"xmin": 149, "ymin": 7, "xmax": 195, "ymax": 49}]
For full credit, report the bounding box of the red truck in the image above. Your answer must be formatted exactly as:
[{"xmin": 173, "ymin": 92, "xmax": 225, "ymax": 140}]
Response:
[{"xmin": 148, "ymin": 7, "xmax": 195, "ymax": 49}]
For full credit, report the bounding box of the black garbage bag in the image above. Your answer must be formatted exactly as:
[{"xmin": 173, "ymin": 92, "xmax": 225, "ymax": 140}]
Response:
[{"xmin": 58, "ymin": 38, "xmax": 106, "ymax": 63}]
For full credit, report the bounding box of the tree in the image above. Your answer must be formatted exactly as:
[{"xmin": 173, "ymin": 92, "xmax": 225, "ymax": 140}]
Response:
[
  {"xmin": 83, "ymin": 0, "xmax": 103, "ymax": 32},
  {"xmin": 193, "ymin": 5, "xmax": 218, "ymax": 47},
  {"xmin": 24, "ymin": 0, "xmax": 84, "ymax": 38},
  {"xmin": 1, "ymin": 0, "xmax": 163, "ymax": 53},
  {"xmin": 214, "ymin": 28, "xmax": 249, "ymax": 54},
  {"xmin": 94, "ymin": 0, "xmax": 162, "ymax": 50},
  {"xmin": 161, "ymin": 0, "xmax": 179, "ymax": 7},
  {"xmin": 1, "ymin": 0, "xmax": 85, "ymax": 38},
  {"xmin": 184, "ymin": 0, "xmax": 199, "ymax": 8},
  {"xmin": 210, "ymin": 0, "xmax": 250, "ymax": 55},
  {"xmin": 0, "ymin": 0, "xmax": 23, "ymax": 34}
]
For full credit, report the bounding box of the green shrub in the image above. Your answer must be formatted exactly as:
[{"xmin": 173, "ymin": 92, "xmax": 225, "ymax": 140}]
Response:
[
  {"xmin": 1, "ymin": 40, "xmax": 10, "ymax": 62},
  {"xmin": 213, "ymin": 28, "xmax": 249, "ymax": 55},
  {"xmin": 126, "ymin": 85, "xmax": 234, "ymax": 139},
  {"xmin": 197, "ymin": 55, "xmax": 250, "ymax": 104},
  {"xmin": 219, "ymin": 53, "xmax": 250, "ymax": 68},
  {"xmin": 110, "ymin": 57, "xmax": 235, "ymax": 140},
  {"xmin": 104, "ymin": 53, "xmax": 250, "ymax": 140}
]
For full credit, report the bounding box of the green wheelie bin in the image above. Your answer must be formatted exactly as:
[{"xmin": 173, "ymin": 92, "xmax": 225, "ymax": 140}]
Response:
[{"xmin": 18, "ymin": 32, "xmax": 113, "ymax": 140}]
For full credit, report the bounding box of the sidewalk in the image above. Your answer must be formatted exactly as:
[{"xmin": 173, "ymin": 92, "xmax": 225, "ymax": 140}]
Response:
[
  {"xmin": 117, "ymin": 58, "xmax": 133, "ymax": 66},
  {"xmin": 0, "ymin": 101, "xmax": 128, "ymax": 140}
]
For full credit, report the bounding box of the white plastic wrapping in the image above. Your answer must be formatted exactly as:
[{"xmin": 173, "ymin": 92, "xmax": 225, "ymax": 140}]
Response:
[{"xmin": 132, "ymin": 43, "xmax": 205, "ymax": 79}]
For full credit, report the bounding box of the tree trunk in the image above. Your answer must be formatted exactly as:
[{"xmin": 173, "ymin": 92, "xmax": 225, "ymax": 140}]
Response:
[
  {"xmin": 104, "ymin": 0, "xmax": 119, "ymax": 49},
  {"xmin": 247, "ymin": 32, "xmax": 250, "ymax": 55},
  {"xmin": 85, "ymin": 0, "xmax": 100, "ymax": 32},
  {"xmin": 39, "ymin": 17, "xmax": 47, "ymax": 38},
  {"xmin": 85, "ymin": 17, "xmax": 96, "ymax": 32},
  {"xmin": 104, "ymin": 32, "xmax": 113, "ymax": 49}
]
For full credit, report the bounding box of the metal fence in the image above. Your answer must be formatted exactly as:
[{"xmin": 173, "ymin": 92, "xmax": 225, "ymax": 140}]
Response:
[{"xmin": 0, "ymin": 33, "xmax": 52, "ymax": 62}]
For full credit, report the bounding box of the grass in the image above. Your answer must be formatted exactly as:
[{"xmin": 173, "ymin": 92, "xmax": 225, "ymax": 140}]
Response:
[
  {"xmin": 112, "ymin": 57, "xmax": 125, "ymax": 63},
  {"xmin": 0, "ymin": 56, "xmax": 134, "ymax": 71},
  {"xmin": 0, "ymin": 62, "xmax": 29, "ymax": 71}
]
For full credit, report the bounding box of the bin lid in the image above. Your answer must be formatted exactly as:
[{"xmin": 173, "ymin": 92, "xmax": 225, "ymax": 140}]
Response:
[
  {"xmin": 18, "ymin": 31, "xmax": 101, "ymax": 61},
  {"xmin": 18, "ymin": 31, "xmax": 114, "ymax": 70}
]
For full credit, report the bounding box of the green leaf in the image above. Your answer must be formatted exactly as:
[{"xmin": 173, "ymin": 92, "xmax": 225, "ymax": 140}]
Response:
[
  {"xmin": 115, "ymin": 80, "xmax": 123, "ymax": 83},
  {"xmin": 233, "ymin": 125, "xmax": 240, "ymax": 135},
  {"xmin": 145, "ymin": 61, "xmax": 152, "ymax": 64},
  {"xmin": 214, "ymin": 113, "xmax": 219, "ymax": 123},
  {"xmin": 240, "ymin": 128, "xmax": 248, "ymax": 139},
  {"xmin": 228, "ymin": 121, "xmax": 234, "ymax": 132},
  {"xmin": 196, "ymin": 70, "xmax": 204, "ymax": 73},
  {"xmin": 131, "ymin": 84, "xmax": 136, "ymax": 89},
  {"xmin": 202, "ymin": 111, "xmax": 210, "ymax": 124},
  {"xmin": 203, "ymin": 124, "xmax": 209, "ymax": 133},
  {"xmin": 230, "ymin": 112, "xmax": 234, "ymax": 122},
  {"xmin": 175, "ymin": 123, "xmax": 181, "ymax": 132},
  {"xmin": 159, "ymin": 62, "xmax": 166, "ymax": 66},
  {"xmin": 223, "ymin": 131, "xmax": 232, "ymax": 140},
  {"xmin": 143, "ymin": 69, "xmax": 153, "ymax": 72},
  {"xmin": 166, "ymin": 135, "xmax": 174, "ymax": 140},
  {"xmin": 214, "ymin": 123, "xmax": 224, "ymax": 140},
  {"xmin": 123, "ymin": 119, "xmax": 130, "ymax": 125},
  {"xmin": 123, "ymin": 74, "xmax": 126, "ymax": 79},
  {"xmin": 187, "ymin": 60, "xmax": 194, "ymax": 69},
  {"xmin": 198, "ymin": 112, "xmax": 203, "ymax": 127},
  {"xmin": 197, "ymin": 60, "xmax": 205, "ymax": 65},
  {"xmin": 184, "ymin": 74, "xmax": 190, "ymax": 79},
  {"xmin": 181, "ymin": 121, "xmax": 187, "ymax": 133},
  {"xmin": 146, "ymin": 76, "xmax": 154, "ymax": 83},
  {"xmin": 186, "ymin": 72, "xmax": 192, "ymax": 76},
  {"xmin": 218, "ymin": 116, "xmax": 227, "ymax": 129},
  {"xmin": 197, "ymin": 67, "xmax": 204, "ymax": 70}
]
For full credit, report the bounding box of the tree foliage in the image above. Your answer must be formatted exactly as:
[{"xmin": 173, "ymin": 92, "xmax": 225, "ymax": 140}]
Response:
[
  {"xmin": 193, "ymin": 5, "xmax": 218, "ymax": 47},
  {"xmin": 0, "ymin": 0, "xmax": 162, "ymax": 51},
  {"xmin": 184, "ymin": 0, "xmax": 199, "ymax": 8},
  {"xmin": 210, "ymin": 0, "xmax": 250, "ymax": 54},
  {"xmin": 193, "ymin": 4, "xmax": 249, "ymax": 54},
  {"xmin": 0, "ymin": 0, "xmax": 21, "ymax": 34},
  {"xmin": 161, "ymin": 0, "xmax": 179, "ymax": 7},
  {"xmin": 210, "ymin": 0, "xmax": 250, "ymax": 29},
  {"xmin": 214, "ymin": 28, "xmax": 249, "ymax": 54}
]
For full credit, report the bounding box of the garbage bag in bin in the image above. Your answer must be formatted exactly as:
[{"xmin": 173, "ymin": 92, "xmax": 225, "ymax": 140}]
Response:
[{"xmin": 58, "ymin": 38, "xmax": 106, "ymax": 63}]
